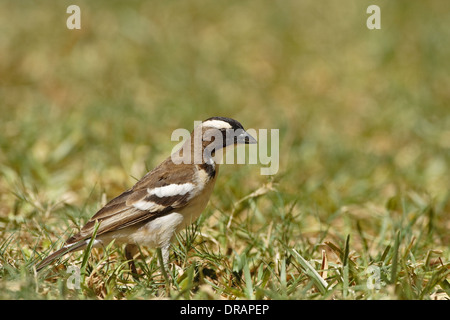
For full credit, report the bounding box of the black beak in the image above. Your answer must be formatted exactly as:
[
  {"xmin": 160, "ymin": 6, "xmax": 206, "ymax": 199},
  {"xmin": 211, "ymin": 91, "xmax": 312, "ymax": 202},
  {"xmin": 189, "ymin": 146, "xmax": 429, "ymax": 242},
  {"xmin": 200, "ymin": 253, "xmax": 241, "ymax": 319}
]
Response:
[{"xmin": 237, "ymin": 130, "xmax": 257, "ymax": 145}]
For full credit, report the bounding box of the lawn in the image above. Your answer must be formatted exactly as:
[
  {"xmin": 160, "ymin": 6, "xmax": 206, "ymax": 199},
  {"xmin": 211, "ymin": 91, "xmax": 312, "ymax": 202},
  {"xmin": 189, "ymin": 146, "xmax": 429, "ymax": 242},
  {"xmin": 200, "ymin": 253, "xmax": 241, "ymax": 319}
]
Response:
[{"xmin": 0, "ymin": 0, "xmax": 449, "ymax": 300}]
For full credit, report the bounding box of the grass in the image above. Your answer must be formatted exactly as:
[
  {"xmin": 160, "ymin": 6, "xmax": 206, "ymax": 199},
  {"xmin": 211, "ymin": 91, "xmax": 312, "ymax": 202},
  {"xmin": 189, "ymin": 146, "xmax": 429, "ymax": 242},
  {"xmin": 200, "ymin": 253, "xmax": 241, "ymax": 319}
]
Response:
[{"xmin": 0, "ymin": 1, "xmax": 449, "ymax": 300}]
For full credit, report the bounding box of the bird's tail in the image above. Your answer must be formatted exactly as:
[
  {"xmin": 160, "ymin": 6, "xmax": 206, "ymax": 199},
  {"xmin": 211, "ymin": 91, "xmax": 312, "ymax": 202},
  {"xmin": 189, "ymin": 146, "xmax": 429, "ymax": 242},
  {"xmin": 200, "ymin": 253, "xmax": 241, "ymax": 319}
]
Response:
[{"xmin": 35, "ymin": 242, "xmax": 85, "ymax": 272}]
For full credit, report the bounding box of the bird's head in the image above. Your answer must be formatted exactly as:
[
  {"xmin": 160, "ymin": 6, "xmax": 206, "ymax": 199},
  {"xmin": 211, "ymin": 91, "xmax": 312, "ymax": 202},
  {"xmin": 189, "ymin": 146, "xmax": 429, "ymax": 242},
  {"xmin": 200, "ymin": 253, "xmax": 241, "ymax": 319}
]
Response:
[
  {"xmin": 200, "ymin": 116, "xmax": 257, "ymax": 149},
  {"xmin": 174, "ymin": 117, "xmax": 257, "ymax": 165}
]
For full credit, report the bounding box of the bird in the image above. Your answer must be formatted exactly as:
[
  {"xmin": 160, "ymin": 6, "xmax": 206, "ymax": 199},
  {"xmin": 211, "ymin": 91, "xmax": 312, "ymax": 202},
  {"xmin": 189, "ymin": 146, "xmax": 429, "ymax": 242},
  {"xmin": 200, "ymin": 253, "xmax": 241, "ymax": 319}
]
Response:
[{"xmin": 35, "ymin": 117, "xmax": 257, "ymax": 274}]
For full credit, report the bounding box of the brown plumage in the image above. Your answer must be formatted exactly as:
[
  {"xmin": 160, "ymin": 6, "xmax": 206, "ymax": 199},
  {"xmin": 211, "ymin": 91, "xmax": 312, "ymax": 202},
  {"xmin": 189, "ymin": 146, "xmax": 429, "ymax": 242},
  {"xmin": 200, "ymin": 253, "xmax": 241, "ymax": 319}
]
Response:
[
  {"xmin": 65, "ymin": 160, "xmax": 197, "ymax": 245},
  {"xmin": 35, "ymin": 117, "xmax": 256, "ymax": 272}
]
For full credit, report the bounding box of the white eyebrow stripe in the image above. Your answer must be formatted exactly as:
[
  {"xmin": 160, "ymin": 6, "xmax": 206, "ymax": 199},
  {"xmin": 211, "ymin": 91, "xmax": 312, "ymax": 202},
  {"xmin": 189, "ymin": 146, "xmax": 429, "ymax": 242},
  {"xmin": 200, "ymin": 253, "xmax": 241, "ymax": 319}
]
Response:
[
  {"xmin": 202, "ymin": 120, "xmax": 232, "ymax": 129},
  {"xmin": 147, "ymin": 183, "xmax": 194, "ymax": 198}
]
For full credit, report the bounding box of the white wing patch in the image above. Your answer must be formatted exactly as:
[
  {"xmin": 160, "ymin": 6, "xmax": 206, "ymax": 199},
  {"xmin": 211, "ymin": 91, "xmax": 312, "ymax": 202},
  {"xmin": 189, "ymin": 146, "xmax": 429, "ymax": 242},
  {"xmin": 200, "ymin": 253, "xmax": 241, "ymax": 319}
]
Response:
[
  {"xmin": 147, "ymin": 183, "xmax": 194, "ymax": 198},
  {"xmin": 133, "ymin": 200, "xmax": 165, "ymax": 212}
]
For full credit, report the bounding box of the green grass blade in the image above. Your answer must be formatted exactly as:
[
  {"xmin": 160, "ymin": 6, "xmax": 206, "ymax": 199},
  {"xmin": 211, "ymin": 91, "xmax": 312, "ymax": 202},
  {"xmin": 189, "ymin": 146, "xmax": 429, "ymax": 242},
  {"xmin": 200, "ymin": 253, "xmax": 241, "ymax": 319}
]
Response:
[
  {"xmin": 80, "ymin": 220, "xmax": 100, "ymax": 274},
  {"xmin": 389, "ymin": 231, "xmax": 401, "ymax": 284},
  {"xmin": 290, "ymin": 248, "xmax": 328, "ymax": 295},
  {"xmin": 243, "ymin": 255, "xmax": 255, "ymax": 300},
  {"xmin": 342, "ymin": 265, "xmax": 349, "ymax": 298},
  {"xmin": 343, "ymin": 234, "xmax": 350, "ymax": 267}
]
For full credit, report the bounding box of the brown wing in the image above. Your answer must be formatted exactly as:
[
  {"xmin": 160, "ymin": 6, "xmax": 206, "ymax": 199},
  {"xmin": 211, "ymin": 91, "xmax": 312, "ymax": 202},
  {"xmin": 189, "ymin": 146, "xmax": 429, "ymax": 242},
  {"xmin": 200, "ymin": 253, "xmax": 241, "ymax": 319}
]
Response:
[{"xmin": 66, "ymin": 157, "xmax": 196, "ymax": 245}]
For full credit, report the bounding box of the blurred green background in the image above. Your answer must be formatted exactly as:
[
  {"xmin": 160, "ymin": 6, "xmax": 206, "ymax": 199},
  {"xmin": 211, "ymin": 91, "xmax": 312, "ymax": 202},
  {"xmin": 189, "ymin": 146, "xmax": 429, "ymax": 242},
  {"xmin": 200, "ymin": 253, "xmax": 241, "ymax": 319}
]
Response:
[{"xmin": 0, "ymin": 0, "xmax": 449, "ymax": 299}]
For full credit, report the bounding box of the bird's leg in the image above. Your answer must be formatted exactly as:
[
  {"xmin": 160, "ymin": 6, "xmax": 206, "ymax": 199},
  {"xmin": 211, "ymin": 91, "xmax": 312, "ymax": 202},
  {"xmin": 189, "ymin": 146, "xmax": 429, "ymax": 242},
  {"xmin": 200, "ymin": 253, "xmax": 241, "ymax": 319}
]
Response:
[{"xmin": 125, "ymin": 243, "xmax": 139, "ymax": 277}]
